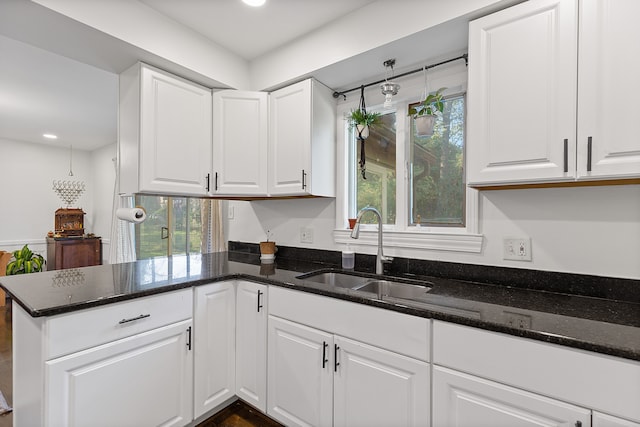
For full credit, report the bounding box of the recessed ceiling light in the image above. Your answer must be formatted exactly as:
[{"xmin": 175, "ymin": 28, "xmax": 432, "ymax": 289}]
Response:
[
  {"xmin": 43, "ymin": 134, "xmax": 58, "ymax": 140},
  {"xmin": 242, "ymin": 0, "xmax": 266, "ymax": 7}
]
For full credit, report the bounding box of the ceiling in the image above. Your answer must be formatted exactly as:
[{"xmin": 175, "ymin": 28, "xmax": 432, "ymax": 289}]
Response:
[
  {"xmin": 0, "ymin": 0, "xmax": 506, "ymax": 152},
  {"xmin": 139, "ymin": 0, "xmax": 377, "ymax": 61}
]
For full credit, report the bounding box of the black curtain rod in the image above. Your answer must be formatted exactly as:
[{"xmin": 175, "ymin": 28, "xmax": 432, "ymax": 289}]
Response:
[{"xmin": 332, "ymin": 53, "xmax": 468, "ymax": 99}]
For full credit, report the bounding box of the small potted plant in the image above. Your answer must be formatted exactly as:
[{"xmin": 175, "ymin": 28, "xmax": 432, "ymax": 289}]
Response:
[
  {"xmin": 6, "ymin": 244, "xmax": 45, "ymax": 275},
  {"xmin": 408, "ymin": 87, "xmax": 446, "ymax": 137},
  {"xmin": 349, "ymin": 109, "xmax": 381, "ymax": 140}
]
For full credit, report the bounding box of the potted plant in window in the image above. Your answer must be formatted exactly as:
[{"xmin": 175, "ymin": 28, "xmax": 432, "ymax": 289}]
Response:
[
  {"xmin": 349, "ymin": 109, "xmax": 381, "ymax": 140},
  {"xmin": 6, "ymin": 244, "xmax": 45, "ymax": 275},
  {"xmin": 408, "ymin": 87, "xmax": 446, "ymax": 137}
]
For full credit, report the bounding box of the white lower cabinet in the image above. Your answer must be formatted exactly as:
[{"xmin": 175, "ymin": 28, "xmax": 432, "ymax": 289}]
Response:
[
  {"xmin": 267, "ymin": 316, "xmax": 334, "ymax": 427},
  {"xmin": 267, "ymin": 287, "xmax": 431, "ymax": 427},
  {"xmin": 433, "ymin": 320, "xmax": 640, "ymax": 426},
  {"xmin": 193, "ymin": 280, "xmax": 268, "ymax": 418},
  {"xmin": 46, "ymin": 320, "xmax": 194, "ymax": 427},
  {"xmin": 193, "ymin": 281, "xmax": 237, "ymax": 418},
  {"xmin": 267, "ymin": 316, "xmax": 430, "ymax": 427},
  {"xmin": 593, "ymin": 412, "xmax": 640, "ymax": 427},
  {"xmin": 12, "ymin": 289, "xmax": 194, "ymax": 427},
  {"xmin": 333, "ymin": 336, "xmax": 430, "ymax": 427},
  {"xmin": 235, "ymin": 281, "xmax": 268, "ymax": 411},
  {"xmin": 433, "ymin": 366, "xmax": 590, "ymax": 427}
]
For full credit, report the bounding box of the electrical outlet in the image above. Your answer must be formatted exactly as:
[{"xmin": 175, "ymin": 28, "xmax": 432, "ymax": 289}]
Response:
[
  {"xmin": 503, "ymin": 237, "xmax": 532, "ymax": 261},
  {"xmin": 227, "ymin": 206, "xmax": 234, "ymax": 220},
  {"xmin": 300, "ymin": 227, "xmax": 314, "ymax": 243},
  {"xmin": 504, "ymin": 311, "xmax": 532, "ymax": 329}
]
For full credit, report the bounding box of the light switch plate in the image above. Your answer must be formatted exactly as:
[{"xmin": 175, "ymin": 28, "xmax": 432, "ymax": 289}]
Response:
[
  {"xmin": 503, "ymin": 237, "xmax": 532, "ymax": 261},
  {"xmin": 300, "ymin": 227, "xmax": 314, "ymax": 243}
]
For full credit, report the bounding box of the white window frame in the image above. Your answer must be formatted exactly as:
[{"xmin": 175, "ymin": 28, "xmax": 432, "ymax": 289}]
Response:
[{"xmin": 333, "ymin": 60, "xmax": 483, "ymax": 253}]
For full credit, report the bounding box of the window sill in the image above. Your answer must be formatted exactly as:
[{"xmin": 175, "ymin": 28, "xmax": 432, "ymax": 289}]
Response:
[{"xmin": 333, "ymin": 229, "xmax": 483, "ymax": 253}]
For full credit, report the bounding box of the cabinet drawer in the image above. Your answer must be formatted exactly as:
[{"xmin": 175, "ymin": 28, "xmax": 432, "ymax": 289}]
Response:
[
  {"xmin": 46, "ymin": 289, "xmax": 192, "ymax": 359},
  {"xmin": 269, "ymin": 287, "xmax": 429, "ymax": 362},
  {"xmin": 433, "ymin": 320, "xmax": 640, "ymax": 422}
]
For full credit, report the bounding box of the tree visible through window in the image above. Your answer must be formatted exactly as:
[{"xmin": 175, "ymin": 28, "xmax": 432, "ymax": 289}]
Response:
[
  {"xmin": 355, "ymin": 112, "xmax": 396, "ymax": 224},
  {"xmin": 409, "ymin": 95, "xmax": 465, "ymax": 226}
]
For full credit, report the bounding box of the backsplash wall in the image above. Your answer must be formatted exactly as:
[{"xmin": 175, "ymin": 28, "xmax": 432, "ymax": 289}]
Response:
[{"xmin": 226, "ymin": 184, "xmax": 640, "ymax": 280}]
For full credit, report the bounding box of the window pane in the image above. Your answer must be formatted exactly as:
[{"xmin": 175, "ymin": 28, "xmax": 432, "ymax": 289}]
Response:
[
  {"xmin": 354, "ymin": 112, "xmax": 396, "ymax": 224},
  {"xmin": 134, "ymin": 195, "xmax": 204, "ymax": 259},
  {"xmin": 171, "ymin": 198, "xmax": 187, "ymax": 255},
  {"xmin": 409, "ymin": 95, "xmax": 465, "ymax": 227},
  {"xmin": 135, "ymin": 195, "xmax": 169, "ymax": 259},
  {"xmin": 188, "ymin": 199, "xmax": 203, "ymax": 254}
]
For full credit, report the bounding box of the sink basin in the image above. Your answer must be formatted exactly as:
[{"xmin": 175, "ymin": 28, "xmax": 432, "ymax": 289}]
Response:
[
  {"xmin": 353, "ymin": 280, "xmax": 431, "ymax": 300},
  {"xmin": 296, "ymin": 271, "xmax": 371, "ymax": 288},
  {"xmin": 296, "ymin": 271, "xmax": 432, "ymax": 301}
]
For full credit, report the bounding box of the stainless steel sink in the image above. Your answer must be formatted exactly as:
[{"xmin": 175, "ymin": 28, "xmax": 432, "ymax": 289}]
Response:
[
  {"xmin": 353, "ymin": 280, "xmax": 431, "ymax": 299},
  {"xmin": 296, "ymin": 271, "xmax": 432, "ymax": 301},
  {"xmin": 296, "ymin": 271, "xmax": 371, "ymax": 288}
]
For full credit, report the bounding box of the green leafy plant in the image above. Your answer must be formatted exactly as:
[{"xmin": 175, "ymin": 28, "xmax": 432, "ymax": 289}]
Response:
[
  {"xmin": 348, "ymin": 109, "xmax": 381, "ymax": 128},
  {"xmin": 408, "ymin": 87, "xmax": 446, "ymax": 117},
  {"xmin": 6, "ymin": 244, "xmax": 45, "ymax": 275}
]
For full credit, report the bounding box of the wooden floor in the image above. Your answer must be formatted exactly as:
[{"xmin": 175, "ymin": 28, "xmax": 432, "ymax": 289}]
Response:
[{"xmin": 0, "ymin": 304, "xmax": 281, "ymax": 427}]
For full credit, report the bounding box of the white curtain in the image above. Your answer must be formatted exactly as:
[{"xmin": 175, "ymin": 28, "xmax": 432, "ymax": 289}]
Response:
[
  {"xmin": 201, "ymin": 199, "xmax": 226, "ymax": 253},
  {"xmin": 109, "ymin": 159, "xmax": 137, "ymax": 264}
]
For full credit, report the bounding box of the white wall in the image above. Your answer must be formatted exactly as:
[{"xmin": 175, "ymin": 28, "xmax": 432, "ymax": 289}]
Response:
[
  {"xmin": 0, "ymin": 138, "xmax": 115, "ymax": 263},
  {"xmin": 90, "ymin": 143, "xmax": 117, "ymax": 257}
]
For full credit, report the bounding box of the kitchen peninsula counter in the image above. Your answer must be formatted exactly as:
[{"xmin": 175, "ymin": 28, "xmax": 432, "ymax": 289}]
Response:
[{"xmin": 1, "ymin": 251, "xmax": 639, "ymax": 362}]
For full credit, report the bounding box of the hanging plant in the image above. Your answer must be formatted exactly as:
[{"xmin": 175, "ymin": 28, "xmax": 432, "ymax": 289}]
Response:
[
  {"xmin": 409, "ymin": 87, "xmax": 446, "ymax": 137},
  {"xmin": 348, "ymin": 108, "xmax": 381, "ymax": 140},
  {"xmin": 349, "ymin": 86, "xmax": 382, "ymax": 179}
]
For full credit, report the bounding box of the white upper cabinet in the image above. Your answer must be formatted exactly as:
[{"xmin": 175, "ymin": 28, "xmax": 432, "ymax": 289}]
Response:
[
  {"xmin": 119, "ymin": 62, "xmax": 212, "ymax": 196},
  {"xmin": 467, "ymin": 0, "xmax": 640, "ymax": 187},
  {"xmin": 467, "ymin": 0, "xmax": 577, "ymax": 186},
  {"xmin": 269, "ymin": 79, "xmax": 336, "ymax": 197},
  {"xmin": 212, "ymin": 90, "xmax": 268, "ymax": 196},
  {"xmin": 577, "ymin": 0, "xmax": 640, "ymax": 180}
]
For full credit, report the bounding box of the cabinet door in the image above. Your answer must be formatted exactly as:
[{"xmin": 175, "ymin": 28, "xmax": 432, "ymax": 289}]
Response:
[
  {"xmin": 212, "ymin": 90, "xmax": 268, "ymax": 195},
  {"xmin": 467, "ymin": 0, "xmax": 578, "ymax": 186},
  {"xmin": 235, "ymin": 281, "xmax": 268, "ymax": 411},
  {"xmin": 267, "ymin": 316, "xmax": 333, "ymax": 427},
  {"xmin": 433, "ymin": 366, "xmax": 591, "ymax": 427},
  {"xmin": 140, "ymin": 65, "xmax": 212, "ymax": 195},
  {"xmin": 193, "ymin": 282, "xmax": 236, "ymax": 418},
  {"xmin": 593, "ymin": 412, "xmax": 640, "ymax": 427},
  {"xmin": 334, "ymin": 336, "xmax": 430, "ymax": 427},
  {"xmin": 577, "ymin": 0, "xmax": 640, "ymax": 180},
  {"xmin": 46, "ymin": 320, "xmax": 193, "ymax": 427},
  {"xmin": 53, "ymin": 239, "xmax": 102, "ymax": 270},
  {"xmin": 269, "ymin": 79, "xmax": 312, "ymax": 196}
]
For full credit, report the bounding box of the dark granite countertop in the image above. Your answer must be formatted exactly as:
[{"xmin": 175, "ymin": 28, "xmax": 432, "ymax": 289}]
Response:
[{"xmin": 1, "ymin": 251, "xmax": 639, "ymax": 362}]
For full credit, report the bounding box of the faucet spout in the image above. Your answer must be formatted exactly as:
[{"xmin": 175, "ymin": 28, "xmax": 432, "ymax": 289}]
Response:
[{"xmin": 350, "ymin": 206, "xmax": 393, "ymax": 274}]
